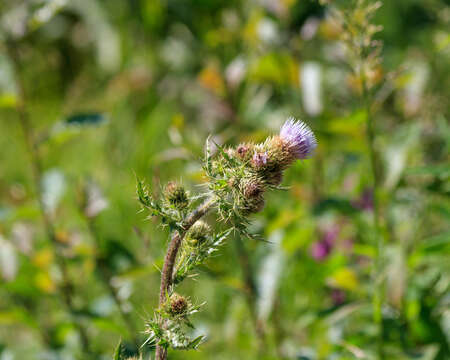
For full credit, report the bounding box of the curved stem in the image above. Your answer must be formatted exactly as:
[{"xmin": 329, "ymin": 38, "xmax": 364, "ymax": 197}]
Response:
[{"xmin": 155, "ymin": 198, "xmax": 215, "ymax": 360}]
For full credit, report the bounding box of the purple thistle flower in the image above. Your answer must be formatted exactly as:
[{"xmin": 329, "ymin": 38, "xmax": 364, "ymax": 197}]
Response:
[
  {"xmin": 310, "ymin": 224, "xmax": 339, "ymax": 261},
  {"xmin": 280, "ymin": 117, "xmax": 317, "ymax": 159},
  {"xmin": 311, "ymin": 240, "xmax": 332, "ymax": 261},
  {"xmin": 252, "ymin": 151, "xmax": 268, "ymax": 167}
]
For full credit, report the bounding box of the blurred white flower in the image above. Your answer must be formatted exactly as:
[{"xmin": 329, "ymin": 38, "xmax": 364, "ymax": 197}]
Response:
[
  {"xmin": 12, "ymin": 222, "xmax": 34, "ymax": 255},
  {"xmin": 41, "ymin": 169, "xmax": 66, "ymax": 215},
  {"xmin": 301, "ymin": 62, "xmax": 323, "ymax": 117},
  {"xmin": 69, "ymin": 0, "xmax": 121, "ymax": 72},
  {"xmin": 225, "ymin": 57, "xmax": 247, "ymax": 88},
  {"xmin": 0, "ymin": 4, "xmax": 28, "ymax": 39},
  {"xmin": 84, "ymin": 181, "xmax": 109, "ymax": 218},
  {"xmin": 256, "ymin": 230, "xmax": 284, "ymax": 321},
  {"xmin": 0, "ymin": 235, "xmax": 18, "ymax": 282},
  {"xmin": 258, "ymin": 18, "xmax": 278, "ymax": 44},
  {"xmin": 401, "ymin": 59, "xmax": 429, "ymax": 116},
  {"xmin": 301, "ymin": 17, "xmax": 320, "ymax": 40}
]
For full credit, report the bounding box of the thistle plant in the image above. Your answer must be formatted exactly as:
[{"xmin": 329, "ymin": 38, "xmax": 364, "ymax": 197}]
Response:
[{"xmin": 137, "ymin": 118, "xmax": 317, "ymax": 359}]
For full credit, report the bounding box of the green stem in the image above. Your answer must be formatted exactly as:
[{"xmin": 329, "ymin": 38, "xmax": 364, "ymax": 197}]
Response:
[
  {"xmin": 155, "ymin": 197, "xmax": 215, "ymax": 360},
  {"xmin": 361, "ymin": 74, "xmax": 385, "ymax": 360}
]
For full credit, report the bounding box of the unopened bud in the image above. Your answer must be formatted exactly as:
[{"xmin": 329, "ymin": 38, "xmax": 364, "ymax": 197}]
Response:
[
  {"xmin": 186, "ymin": 220, "xmax": 211, "ymax": 246},
  {"xmin": 169, "ymin": 293, "xmax": 188, "ymax": 315},
  {"xmin": 243, "ymin": 194, "xmax": 265, "ymax": 214},
  {"xmin": 236, "ymin": 143, "xmax": 253, "ymax": 161},
  {"xmin": 240, "ymin": 176, "xmax": 264, "ymax": 199},
  {"xmin": 240, "ymin": 176, "xmax": 266, "ymax": 214},
  {"xmin": 164, "ymin": 181, "xmax": 189, "ymax": 209},
  {"xmin": 266, "ymin": 170, "xmax": 283, "ymax": 186}
]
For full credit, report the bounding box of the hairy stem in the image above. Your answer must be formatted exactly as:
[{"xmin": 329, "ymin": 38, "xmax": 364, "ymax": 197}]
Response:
[
  {"xmin": 6, "ymin": 40, "xmax": 93, "ymax": 356},
  {"xmin": 155, "ymin": 197, "xmax": 215, "ymax": 360}
]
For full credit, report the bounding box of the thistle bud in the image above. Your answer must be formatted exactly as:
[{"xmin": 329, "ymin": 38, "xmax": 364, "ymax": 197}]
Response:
[
  {"xmin": 235, "ymin": 143, "xmax": 254, "ymax": 161},
  {"xmin": 243, "ymin": 194, "xmax": 265, "ymax": 214},
  {"xmin": 240, "ymin": 176, "xmax": 266, "ymax": 214},
  {"xmin": 168, "ymin": 293, "xmax": 188, "ymax": 315},
  {"xmin": 251, "ymin": 151, "xmax": 268, "ymax": 168},
  {"xmin": 264, "ymin": 136, "xmax": 294, "ymax": 169},
  {"xmin": 266, "ymin": 170, "xmax": 283, "ymax": 186},
  {"xmin": 240, "ymin": 176, "xmax": 264, "ymax": 199},
  {"xmin": 186, "ymin": 220, "xmax": 211, "ymax": 246},
  {"xmin": 164, "ymin": 181, "xmax": 189, "ymax": 209}
]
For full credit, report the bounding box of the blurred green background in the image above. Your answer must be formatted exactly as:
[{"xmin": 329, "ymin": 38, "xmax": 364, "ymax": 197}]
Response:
[{"xmin": 0, "ymin": 0, "xmax": 449, "ymax": 359}]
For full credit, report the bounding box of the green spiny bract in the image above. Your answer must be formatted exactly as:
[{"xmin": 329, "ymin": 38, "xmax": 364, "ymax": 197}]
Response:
[
  {"xmin": 205, "ymin": 137, "xmax": 289, "ymax": 223},
  {"xmin": 163, "ymin": 181, "xmax": 189, "ymax": 210},
  {"xmin": 144, "ymin": 294, "xmax": 204, "ymax": 350},
  {"xmin": 174, "ymin": 227, "xmax": 231, "ymax": 285},
  {"xmin": 167, "ymin": 293, "xmax": 188, "ymax": 316},
  {"xmin": 235, "ymin": 143, "xmax": 254, "ymax": 162},
  {"xmin": 185, "ymin": 220, "xmax": 211, "ymax": 247},
  {"xmin": 239, "ymin": 175, "xmax": 266, "ymax": 214}
]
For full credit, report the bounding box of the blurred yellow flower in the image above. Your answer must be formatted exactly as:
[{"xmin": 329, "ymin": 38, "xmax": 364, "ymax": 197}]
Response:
[
  {"xmin": 35, "ymin": 271, "xmax": 56, "ymax": 293},
  {"xmin": 32, "ymin": 248, "xmax": 54, "ymax": 269},
  {"xmin": 198, "ymin": 65, "xmax": 225, "ymax": 96},
  {"xmin": 329, "ymin": 268, "xmax": 359, "ymax": 291}
]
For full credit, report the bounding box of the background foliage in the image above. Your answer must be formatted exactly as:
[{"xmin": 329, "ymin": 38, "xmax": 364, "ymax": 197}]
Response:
[{"xmin": 0, "ymin": 0, "xmax": 449, "ymax": 359}]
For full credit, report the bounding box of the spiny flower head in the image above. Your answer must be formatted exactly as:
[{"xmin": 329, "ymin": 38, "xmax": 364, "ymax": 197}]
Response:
[
  {"xmin": 243, "ymin": 194, "xmax": 265, "ymax": 214},
  {"xmin": 236, "ymin": 143, "xmax": 254, "ymax": 161},
  {"xmin": 186, "ymin": 220, "xmax": 211, "ymax": 246},
  {"xmin": 168, "ymin": 293, "xmax": 188, "ymax": 315},
  {"xmin": 164, "ymin": 181, "xmax": 189, "ymax": 210},
  {"xmin": 252, "ymin": 151, "xmax": 268, "ymax": 168},
  {"xmin": 279, "ymin": 118, "xmax": 317, "ymax": 160},
  {"xmin": 236, "ymin": 175, "xmax": 264, "ymax": 214},
  {"xmin": 240, "ymin": 175, "xmax": 264, "ymax": 199}
]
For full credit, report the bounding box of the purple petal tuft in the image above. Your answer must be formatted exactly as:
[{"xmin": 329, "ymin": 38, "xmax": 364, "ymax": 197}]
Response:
[
  {"xmin": 252, "ymin": 151, "xmax": 268, "ymax": 167},
  {"xmin": 280, "ymin": 117, "xmax": 317, "ymax": 159}
]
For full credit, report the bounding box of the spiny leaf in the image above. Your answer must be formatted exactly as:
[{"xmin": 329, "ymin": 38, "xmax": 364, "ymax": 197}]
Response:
[
  {"xmin": 113, "ymin": 339, "xmax": 124, "ymax": 360},
  {"xmin": 186, "ymin": 335, "xmax": 205, "ymax": 350},
  {"xmin": 135, "ymin": 177, "xmax": 172, "ymax": 221},
  {"xmin": 212, "ymin": 139, "xmax": 239, "ymax": 167},
  {"xmin": 136, "ymin": 177, "xmax": 152, "ymax": 208}
]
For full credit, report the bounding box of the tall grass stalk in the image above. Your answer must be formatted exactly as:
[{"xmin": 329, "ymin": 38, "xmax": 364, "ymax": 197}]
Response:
[
  {"xmin": 6, "ymin": 40, "xmax": 93, "ymax": 357},
  {"xmin": 329, "ymin": 0, "xmax": 387, "ymax": 357}
]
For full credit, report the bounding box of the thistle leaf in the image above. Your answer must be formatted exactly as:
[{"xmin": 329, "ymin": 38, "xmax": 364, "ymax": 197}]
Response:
[
  {"xmin": 186, "ymin": 335, "xmax": 205, "ymax": 350},
  {"xmin": 212, "ymin": 140, "xmax": 239, "ymax": 167},
  {"xmin": 113, "ymin": 339, "xmax": 124, "ymax": 360}
]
